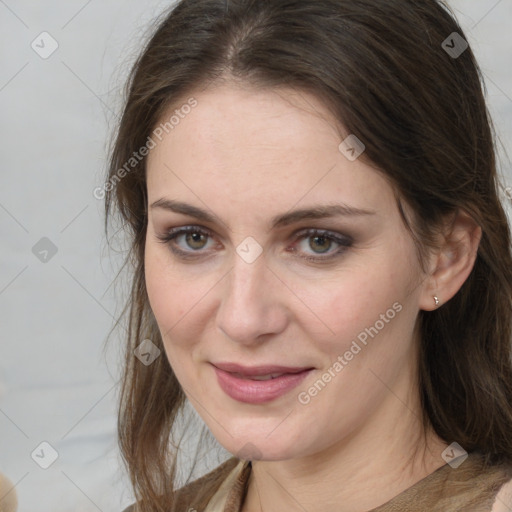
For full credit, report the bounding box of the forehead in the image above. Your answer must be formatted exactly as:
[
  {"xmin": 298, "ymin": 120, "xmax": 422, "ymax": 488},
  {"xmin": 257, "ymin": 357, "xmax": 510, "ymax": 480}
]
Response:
[
  {"xmin": 146, "ymin": 83, "xmax": 395, "ymax": 218},
  {"xmin": 150, "ymin": 84, "xmax": 341, "ymax": 162}
]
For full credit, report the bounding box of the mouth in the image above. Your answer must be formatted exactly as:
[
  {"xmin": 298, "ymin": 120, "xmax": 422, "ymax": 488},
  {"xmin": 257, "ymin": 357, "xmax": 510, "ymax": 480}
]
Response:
[
  {"xmin": 211, "ymin": 362, "xmax": 315, "ymax": 404},
  {"xmin": 211, "ymin": 361, "xmax": 314, "ymax": 376},
  {"xmin": 231, "ymin": 372, "xmax": 288, "ymax": 381}
]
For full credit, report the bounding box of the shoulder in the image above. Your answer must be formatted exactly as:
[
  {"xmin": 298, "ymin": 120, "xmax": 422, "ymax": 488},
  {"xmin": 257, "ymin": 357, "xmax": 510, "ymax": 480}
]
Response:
[
  {"xmin": 450, "ymin": 454, "xmax": 512, "ymax": 510},
  {"xmin": 121, "ymin": 456, "xmax": 241, "ymax": 512},
  {"xmin": 449, "ymin": 454, "xmax": 512, "ymax": 512}
]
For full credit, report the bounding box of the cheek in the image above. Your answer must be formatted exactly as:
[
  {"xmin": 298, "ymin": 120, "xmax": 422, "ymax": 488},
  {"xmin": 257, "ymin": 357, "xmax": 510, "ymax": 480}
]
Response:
[
  {"xmin": 144, "ymin": 246, "xmax": 192, "ymax": 344},
  {"xmin": 307, "ymin": 270, "xmax": 395, "ymax": 344},
  {"xmin": 144, "ymin": 255, "xmax": 202, "ymax": 386},
  {"xmin": 144, "ymin": 243, "xmax": 219, "ymax": 366}
]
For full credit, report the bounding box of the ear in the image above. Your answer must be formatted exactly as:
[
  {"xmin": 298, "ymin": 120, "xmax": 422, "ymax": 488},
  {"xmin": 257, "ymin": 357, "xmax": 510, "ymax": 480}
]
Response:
[{"xmin": 419, "ymin": 209, "xmax": 482, "ymax": 311}]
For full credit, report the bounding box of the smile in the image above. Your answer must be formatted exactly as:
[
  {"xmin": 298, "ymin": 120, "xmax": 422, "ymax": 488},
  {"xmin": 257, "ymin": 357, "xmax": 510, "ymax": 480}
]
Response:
[{"xmin": 211, "ymin": 363, "xmax": 314, "ymax": 404}]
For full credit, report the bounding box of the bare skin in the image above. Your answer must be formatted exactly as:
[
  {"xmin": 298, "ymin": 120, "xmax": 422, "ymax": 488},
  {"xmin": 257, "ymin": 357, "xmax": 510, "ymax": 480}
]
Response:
[{"xmin": 144, "ymin": 82, "xmax": 481, "ymax": 512}]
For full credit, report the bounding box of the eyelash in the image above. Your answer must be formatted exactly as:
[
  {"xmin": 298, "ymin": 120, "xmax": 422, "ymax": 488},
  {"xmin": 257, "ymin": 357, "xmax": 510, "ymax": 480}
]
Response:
[{"xmin": 155, "ymin": 225, "xmax": 353, "ymax": 263}]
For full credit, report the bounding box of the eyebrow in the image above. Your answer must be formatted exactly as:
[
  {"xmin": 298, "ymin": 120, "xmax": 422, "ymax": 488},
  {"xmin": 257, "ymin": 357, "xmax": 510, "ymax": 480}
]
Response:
[{"xmin": 150, "ymin": 198, "xmax": 376, "ymax": 229}]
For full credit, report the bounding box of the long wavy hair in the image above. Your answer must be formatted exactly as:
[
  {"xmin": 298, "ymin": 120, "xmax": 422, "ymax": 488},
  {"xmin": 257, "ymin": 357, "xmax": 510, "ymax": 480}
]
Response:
[{"xmin": 104, "ymin": 1, "xmax": 512, "ymax": 510}]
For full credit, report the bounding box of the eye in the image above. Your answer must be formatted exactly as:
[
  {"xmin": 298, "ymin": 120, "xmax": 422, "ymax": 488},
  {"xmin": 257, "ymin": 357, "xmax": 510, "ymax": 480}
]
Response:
[
  {"xmin": 155, "ymin": 226, "xmax": 352, "ymax": 262},
  {"xmin": 289, "ymin": 228, "xmax": 352, "ymax": 262},
  {"xmin": 155, "ymin": 226, "xmax": 216, "ymax": 259}
]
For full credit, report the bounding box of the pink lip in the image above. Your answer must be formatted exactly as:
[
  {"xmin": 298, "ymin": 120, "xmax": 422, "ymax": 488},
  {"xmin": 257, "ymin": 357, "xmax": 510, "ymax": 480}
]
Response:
[{"xmin": 211, "ymin": 362, "xmax": 314, "ymax": 404}]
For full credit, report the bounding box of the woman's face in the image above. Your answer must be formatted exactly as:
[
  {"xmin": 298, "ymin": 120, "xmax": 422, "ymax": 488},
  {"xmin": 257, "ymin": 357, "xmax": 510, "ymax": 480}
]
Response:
[{"xmin": 145, "ymin": 83, "xmax": 428, "ymax": 461}]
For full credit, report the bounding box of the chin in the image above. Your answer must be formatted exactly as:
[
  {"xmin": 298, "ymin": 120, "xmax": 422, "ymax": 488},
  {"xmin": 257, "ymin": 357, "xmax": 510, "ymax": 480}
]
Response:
[
  {"xmin": 230, "ymin": 440, "xmax": 297, "ymax": 462},
  {"xmin": 210, "ymin": 421, "xmax": 309, "ymax": 462}
]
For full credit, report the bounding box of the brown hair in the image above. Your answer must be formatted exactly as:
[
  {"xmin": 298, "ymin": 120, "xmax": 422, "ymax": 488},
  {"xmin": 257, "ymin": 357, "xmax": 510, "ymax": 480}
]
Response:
[{"xmin": 104, "ymin": 1, "xmax": 512, "ymax": 510}]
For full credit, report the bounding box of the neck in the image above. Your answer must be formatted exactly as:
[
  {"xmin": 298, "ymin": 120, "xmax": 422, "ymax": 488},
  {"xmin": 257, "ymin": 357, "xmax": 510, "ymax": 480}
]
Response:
[{"xmin": 241, "ymin": 380, "xmax": 447, "ymax": 512}]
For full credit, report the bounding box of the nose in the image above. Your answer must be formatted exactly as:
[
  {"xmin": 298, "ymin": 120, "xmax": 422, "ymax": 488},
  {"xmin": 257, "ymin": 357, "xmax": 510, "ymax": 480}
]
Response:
[{"xmin": 216, "ymin": 251, "xmax": 288, "ymax": 346}]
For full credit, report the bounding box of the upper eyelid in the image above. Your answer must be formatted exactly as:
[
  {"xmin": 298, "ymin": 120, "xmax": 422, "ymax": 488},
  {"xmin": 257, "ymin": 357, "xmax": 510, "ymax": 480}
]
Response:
[{"xmin": 161, "ymin": 224, "xmax": 351, "ymax": 241}]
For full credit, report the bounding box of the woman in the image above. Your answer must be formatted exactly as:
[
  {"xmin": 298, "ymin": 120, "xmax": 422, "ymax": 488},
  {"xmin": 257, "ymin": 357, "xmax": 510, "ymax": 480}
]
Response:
[{"xmin": 106, "ymin": 1, "xmax": 512, "ymax": 511}]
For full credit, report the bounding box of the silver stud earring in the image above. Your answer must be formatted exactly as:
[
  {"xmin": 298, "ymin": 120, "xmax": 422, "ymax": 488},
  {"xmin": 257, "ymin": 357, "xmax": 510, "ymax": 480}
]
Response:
[{"xmin": 434, "ymin": 296, "xmax": 440, "ymax": 307}]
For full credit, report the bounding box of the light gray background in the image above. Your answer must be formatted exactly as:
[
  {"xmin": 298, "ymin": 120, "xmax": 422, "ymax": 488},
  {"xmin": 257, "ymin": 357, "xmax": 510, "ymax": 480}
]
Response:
[{"xmin": 1, "ymin": 1, "xmax": 511, "ymax": 511}]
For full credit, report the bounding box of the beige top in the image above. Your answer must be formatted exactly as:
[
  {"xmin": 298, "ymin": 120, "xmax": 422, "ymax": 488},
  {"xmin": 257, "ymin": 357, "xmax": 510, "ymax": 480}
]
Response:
[{"xmin": 123, "ymin": 452, "xmax": 512, "ymax": 512}]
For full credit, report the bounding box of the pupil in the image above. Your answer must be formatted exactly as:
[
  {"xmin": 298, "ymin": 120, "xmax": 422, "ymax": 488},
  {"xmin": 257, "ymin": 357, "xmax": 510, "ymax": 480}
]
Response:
[
  {"xmin": 187, "ymin": 232, "xmax": 206, "ymax": 249},
  {"xmin": 311, "ymin": 236, "xmax": 331, "ymax": 253}
]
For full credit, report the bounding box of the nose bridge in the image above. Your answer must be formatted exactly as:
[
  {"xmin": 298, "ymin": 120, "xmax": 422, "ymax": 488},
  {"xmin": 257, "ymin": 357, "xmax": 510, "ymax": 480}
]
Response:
[
  {"xmin": 227, "ymin": 233, "xmax": 268, "ymax": 302},
  {"xmin": 216, "ymin": 248, "xmax": 286, "ymax": 343},
  {"xmin": 225, "ymin": 251, "xmax": 269, "ymax": 316}
]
